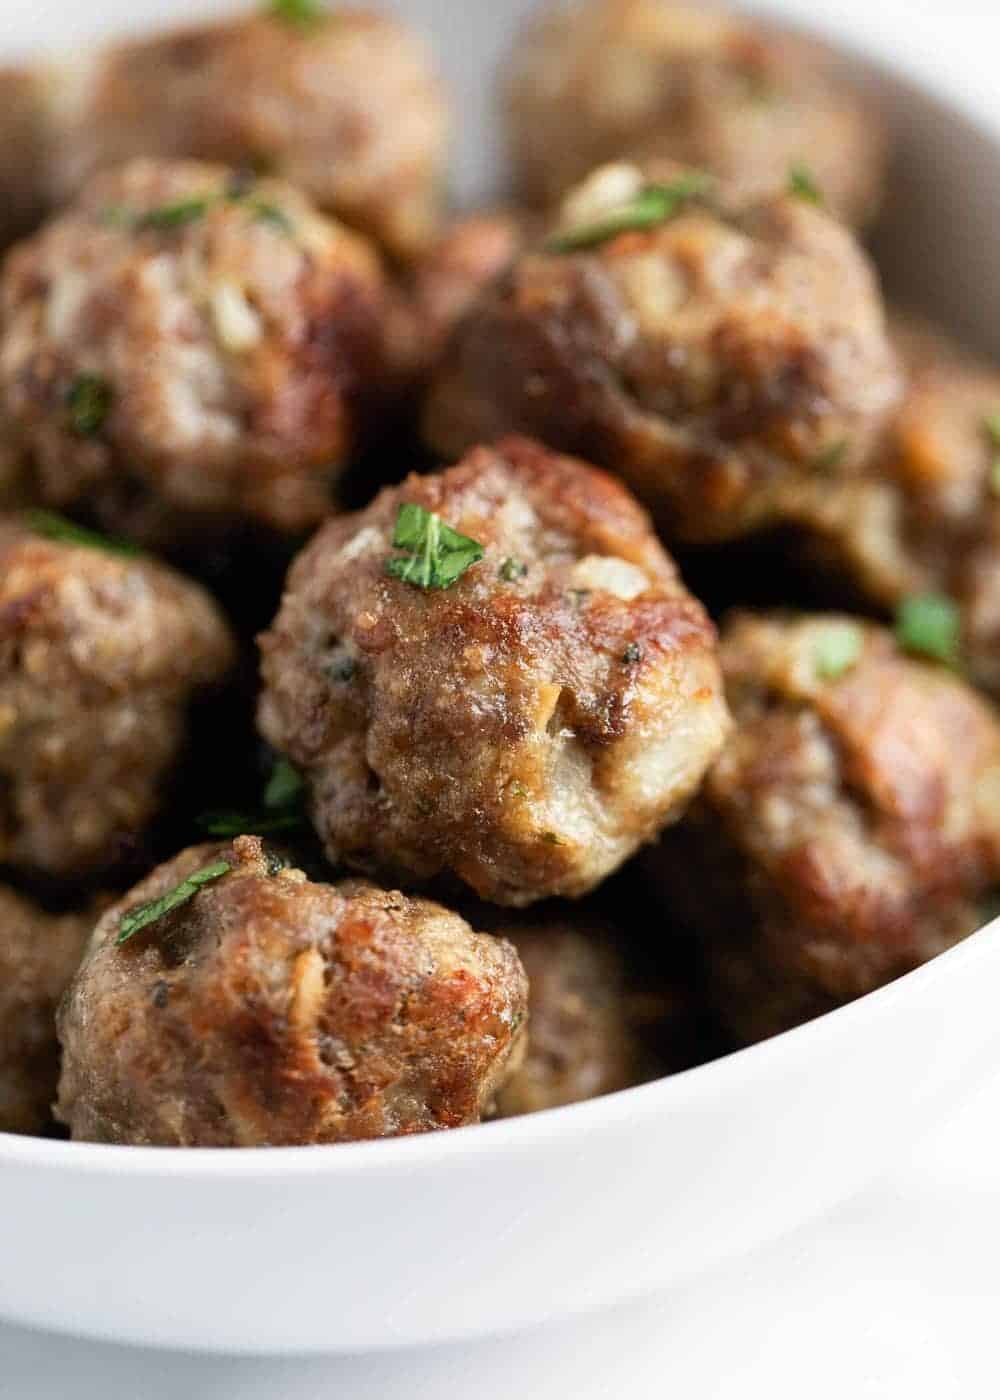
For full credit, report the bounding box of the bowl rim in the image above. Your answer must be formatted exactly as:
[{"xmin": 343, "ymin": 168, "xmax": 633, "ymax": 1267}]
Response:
[{"xmin": 5, "ymin": 1, "xmax": 1000, "ymax": 1184}]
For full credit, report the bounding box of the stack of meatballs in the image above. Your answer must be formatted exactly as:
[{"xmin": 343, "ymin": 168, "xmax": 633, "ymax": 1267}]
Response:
[{"xmin": 2, "ymin": 0, "xmax": 999, "ymax": 1150}]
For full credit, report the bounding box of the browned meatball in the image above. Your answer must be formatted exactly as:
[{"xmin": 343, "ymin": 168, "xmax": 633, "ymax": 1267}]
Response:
[
  {"xmin": 0, "ymin": 885, "xmax": 95, "ymax": 1135},
  {"xmin": 21, "ymin": 9, "xmax": 448, "ymax": 262},
  {"xmin": 0, "ymin": 158, "xmax": 389, "ymax": 549},
  {"xmin": 649, "ymin": 612, "xmax": 1000, "ymax": 1043},
  {"xmin": 504, "ymin": 0, "xmax": 887, "ymax": 229},
  {"xmin": 258, "ymin": 436, "xmax": 730, "ymax": 906},
  {"xmin": 423, "ymin": 164, "xmax": 901, "ymax": 544},
  {"xmin": 778, "ymin": 315, "xmax": 1000, "ymax": 693},
  {"xmin": 486, "ymin": 911, "xmax": 681, "ymax": 1117},
  {"xmin": 56, "ymin": 837, "xmax": 528, "ymax": 1147},
  {"xmin": 0, "ymin": 520, "xmax": 235, "ymax": 881},
  {"xmin": 0, "ymin": 67, "xmax": 63, "ymax": 247}
]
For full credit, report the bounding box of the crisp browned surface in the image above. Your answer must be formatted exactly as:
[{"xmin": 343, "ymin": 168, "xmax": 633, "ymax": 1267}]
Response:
[
  {"xmin": 0, "ymin": 521, "xmax": 235, "ymax": 879},
  {"xmin": 779, "ymin": 314, "xmax": 1000, "ymax": 693},
  {"xmin": 650, "ymin": 613, "xmax": 1000, "ymax": 1043},
  {"xmin": 0, "ymin": 67, "xmax": 60, "ymax": 247},
  {"xmin": 0, "ymin": 158, "xmax": 389, "ymax": 547},
  {"xmin": 504, "ymin": 0, "xmax": 887, "ymax": 228},
  {"xmin": 0, "ymin": 885, "xmax": 93, "ymax": 1134},
  {"xmin": 50, "ymin": 11, "xmax": 449, "ymax": 261},
  {"xmin": 424, "ymin": 175, "xmax": 900, "ymax": 544},
  {"xmin": 56, "ymin": 837, "xmax": 528, "ymax": 1147},
  {"xmin": 259, "ymin": 436, "xmax": 730, "ymax": 906}
]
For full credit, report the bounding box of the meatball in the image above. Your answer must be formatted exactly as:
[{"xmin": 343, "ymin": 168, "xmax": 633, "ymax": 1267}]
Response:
[
  {"xmin": 649, "ymin": 612, "xmax": 1000, "ymax": 1043},
  {"xmin": 36, "ymin": 9, "xmax": 448, "ymax": 262},
  {"xmin": 0, "ymin": 519, "xmax": 235, "ymax": 881},
  {"xmin": 485, "ymin": 910, "xmax": 682, "ymax": 1117},
  {"xmin": 0, "ymin": 158, "xmax": 389, "ymax": 549},
  {"xmin": 0, "ymin": 66, "xmax": 62, "ymax": 247},
  {"xmin": 56, "ymin": 836, "xmax": 528, "ymax": 1147},
  {"xmin": 0, "ymin": 885, "xmax": 95, "ymax": 1135},
  {"xmin": 423, "ymin": 163, "xmax": 901, "ymax": 544},
  {"xmin": 259, "ymin": 436, "xmax": 730, "ymax": 906},
  {"xmin": 778, "ymin": 315, "xmax": 1000, "ymax": 692},
  {"xmin": 504, "ymin": 0, "xmax": 887, "ymax": 228}
]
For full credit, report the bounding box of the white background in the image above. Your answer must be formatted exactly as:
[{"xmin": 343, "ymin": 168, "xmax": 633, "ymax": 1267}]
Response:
[{"xmin": 3, "ymin": 0, "xmax": 1000, "ymax": 1394}]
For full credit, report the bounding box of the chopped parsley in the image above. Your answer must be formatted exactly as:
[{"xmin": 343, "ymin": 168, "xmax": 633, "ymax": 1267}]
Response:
[
  {"xmin": 499, "ymin": 557, "xmax": 527, "ymax": 582},
  {"xmin": 814, "ymin": 622, "xmax": 862, "ymax": 681},
  {"xmin": 385, "ymin": 503, "xmax": 484, "ymax": 591},
  {"xmin": 117, "ymin": 860, "xmax": 232, "ymax": 945},
  {"xmin": 136, "ymin": 198, "xmax": 212, "ymax": 231},
  {"xmin": 198, "ymin": 756, "xmax": 307, "ymax": 839},
  {"xmin": 541, "ymin": 831, "xmax": 563, "ymax": 846},
  {"xmin": 67, "ymin": 374, "xmax": 112, "ymax": 436},
  {"xmin": 788, "ymin": 163, "xmax": 824, "ymax": 205},
  {"xmin": 895, "ymin": 594, "xmax": 961, "ymax": 667},
  {"xmin": 252, "ymin": 202, "xmax": 294, "ymax": 232},
  {"xmin": 23, "ymin": 509, "xmax": 140, "ymax": 557},
  {"xmin": 267, "ymin": 0, "xmax": 326, "ymax": 27},
  {"xmin": 545, "ymin": 171, "xmax": 713, "ymax": 254},
  {"xmin": 264, "ymin": 756, "xmax": 305, "ymax": 810},
  {"xmin": 622, "ymin": 642, "xmax": 644, "ymax": 665},
  {"xmin": 813, "ymin": 438, "xmax": 850, "ymax": 472}
]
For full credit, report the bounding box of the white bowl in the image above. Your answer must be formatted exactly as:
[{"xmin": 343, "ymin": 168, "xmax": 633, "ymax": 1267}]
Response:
[{"xmin": 3, "ymin": 0, "xmax": 1000, "ymax": 1357}]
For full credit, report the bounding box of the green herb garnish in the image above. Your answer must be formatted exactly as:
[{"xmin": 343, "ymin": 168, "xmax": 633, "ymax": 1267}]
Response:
[
  {"xmin": 67, "ymin": 374, "xmax": 112, "ymax": 436},
  {"xmin": 545, "ymin": 172, "xmax": 713, "ymax": 254},
  {"xmin": 385, "ymin": 503, "xmax": 484, "ymax": 591},
  {"xmin": 252, "ymin": 202, "xmax": 294, "ymax": 232},
  {"xmin": 541, "ymin": 831, "xmax": 563, "ymax": 846},
  {"xmin": 264, "ymin": 756, "xmax": 305, "ymax": 810},
  {"xmin": 23, "ymin": 509, "xmax": 140, "ymax": 557},
  {"xmin": 788, "ymin": 163, "xmax": 824, "ymax": 205},
  {"xmin": 622, "ymin": 642, "xmax": 643, "ymax": 665},
  {"xmin": 198, "ymin": 756, "xmax": 307, "ymax": 840},
  {"xmin": 895, "ymin": 594, "xmax": 961, "ymax": 667},
  {"xmin": 267, "ymin": 0, "xmax": 326, "ymax": 27},
  {"xmin": 499, "ymin": 557, "xmax": 527, "ymax": 582},
  {"xmin": 117, "ymin": 860, "xmax": 232, "ymax": 945},
  {"xmin": 814, "ymin": 622, "xmax": 862, "ymax": 681},
  {"xmin": 136, "ymin": 198, "xmax": 212, "ymax": 231},
  {"xmin": 813, "ymin": 438, "xmax": 850, "ymax": 472}
]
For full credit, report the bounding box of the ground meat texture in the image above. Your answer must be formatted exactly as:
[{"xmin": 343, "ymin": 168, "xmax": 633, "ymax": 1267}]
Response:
[
  {"xmin": 258, "ymin": 436, "xmax": 730, "ymax": 906},
  {"xmin": 0, "ymin": 521, "xmax": 235, "ymax": 881},
  {"xmin": 0, "ymin": 67, "xmax": 63, "ymax": 248},
  {"xmin": 0, "ymin": 158, "xmax": 389, "ymax": 550},
  {"xmin": 0, "ymin": 886, "xmax": 94, "ymax": 1135},
  {"xmin": 423, "ymin": 164, "xmax": 901, "ymax": 545},
  {"xmin": 648, "ymin": 613, "xmax": 1000, "ymax": 1044},
  {"xmin": 503, "ymin": 0, "xmax": 887, "ymax": 228},
  {"xmin": 44, "ymin": 9, "xmax": 449, "ymax": 262},
  {"xmin": 777, "ymin": 315, "xmax": 1000, "ymax": 693},
  {"xmin": 486, "ymin": 913, "xmax": 673, "ymax": 1117},
  {"xmin": 56, "ymin": 837, "xmax": 528, "ymax": 1147}
]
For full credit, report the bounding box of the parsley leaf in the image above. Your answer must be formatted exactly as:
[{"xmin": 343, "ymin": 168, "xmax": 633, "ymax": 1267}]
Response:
[
  {"xmin": 198, "ymin": 756, "xmax": 307, "ymax": 840},
  {"xmin": 136, "ymin": 198, "xmax": 212, "ymax": 231},
  {"xmin": 499, "ymin": 557, "xmax": 527, "ymax": 582},
  {"xmin": 24, "ymin": 509, "xmax": 140, "ymax": 557},
  {"xmin": 813, "ymin": 438, "xmax": 850, "ymax": 472},
  {"xmin": 788, "ymin": 163, "xmax": 824, "ymax": 205},
  {"xmin": 385, "ymin": 503, "xmax": 484, "ymax": 591},
  {"xmin": 264, "ymin": 756, "xmax": 306, "ymax": 810},
  {"xmin": 67, "ymin": 374, "xmax": 112, "ymax": 436},
  {"xmin": 117, "ymin": 860, "xmax": 232, "ymax": 945},
  {"xmin": 545, "ymin": 172, "xmax": 713, "ymax": 254},
  {"xmin": 814, "ymin": 622, "xmax": 862, "ymax": 680},
  {"xmin": 268, "ymin": 0, "xmax": 326, "ymax": 27},
  {"xmin": 895, "ymin": 594, "xmax": 961, "ymax": 667}
]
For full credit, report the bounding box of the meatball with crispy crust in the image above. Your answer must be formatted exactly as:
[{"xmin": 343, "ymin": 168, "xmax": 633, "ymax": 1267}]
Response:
[
  {"xmin": 484, "ymin": 909, "xmax": 684, "ymax": 1117},
  {"xmin": 0, "ymin": 519, "xmax": 235, "ymax": 881},
  {"xmin": 649, "ymin": 612, "xmax": 1000, "ymax": 1043},
  {"xmin": 258, "ymin": 436, "xmax": 730, "ymax": 906},
  {"xmin": 56, "ymin": 836, "xmax": 528, "ymax": 1147},
  {"xmin": 423, "ymin": 163, "xmax": 901, "ymax": 544},
  {"xmin": 504, "ymin": 0, "xmax": 887, "ymax": 229},
  {"xmin": 0, "ymin": 886, "xmax": 96, "ymax": 1135},
  {"xmin": 0, "ymin": 158, "xmax": 389, "ymax": 550},
  {"xmin": 43, "ymin": 8, "xmax": 449, "ymax": 262},
  {"xmin": 778, "ymin": 316, "xmax": 1000, "ymax": 693}
]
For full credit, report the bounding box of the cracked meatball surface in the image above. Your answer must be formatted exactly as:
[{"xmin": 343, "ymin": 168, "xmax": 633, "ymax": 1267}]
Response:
[
  {"xmin": 424, "ymin": 164, "xmax": 901, "ymax": 544},
  {"xmin": 649, "ymin": 612, "xmax": 1000, "ymax": 1042},
  {"xmin": 504, "ymin": 0, "xmax": 887, "ymax": 228},
  {"xmin": 56, "ymin": 837, "xmax": 528, "ymax": 1147},
  {"xmin": 0, "ymin": 885, "xmax": 94, "ymax": 1135},
  {"xmin": 0, "ymin": 158, "xmax": 389, "ymax": 550},
  {"xmin": 778, "ymin": 316, "xmax": 1000, "ymax": 694},
  {"xmin": 0, "ymin": 520, "xmax": 235, "ymax": 881},
  {"xmin": 48, "ymin": 9, "xmax": 448, "ymax": 262},
  {"xmin": 259, "ymin": 437, "xmax": 730, "ymax": 906}
]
